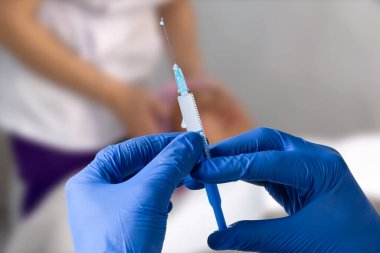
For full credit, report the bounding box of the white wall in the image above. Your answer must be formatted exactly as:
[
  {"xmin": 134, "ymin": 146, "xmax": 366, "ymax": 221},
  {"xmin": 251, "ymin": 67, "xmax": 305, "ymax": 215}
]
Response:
[{"xmin": 194, "ymin": 0, "xmax": 380, "ymax": 137}]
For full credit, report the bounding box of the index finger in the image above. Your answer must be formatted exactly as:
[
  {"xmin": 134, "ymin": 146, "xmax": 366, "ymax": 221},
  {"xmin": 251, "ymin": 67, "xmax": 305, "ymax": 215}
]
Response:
[
  {"xmin": 192, "ymin": 151, "xmax": 312, "ymax": 190},
  {"xmin": 209, "ymin": 128, "xmax": 307, "ymax": 157},
  {"xmin": 74, "ymin": 133, "xmax": 181, "ymax": 184}
]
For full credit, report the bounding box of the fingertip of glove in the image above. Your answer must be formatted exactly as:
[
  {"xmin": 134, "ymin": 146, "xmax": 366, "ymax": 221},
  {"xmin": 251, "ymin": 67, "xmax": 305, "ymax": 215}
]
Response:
[
  {"xmin": 207, "ymin": 230, "xmax": 227, "ymax": 250},
  {"xmin": 185, "ymin": 180, "xmax": 205, "ymax": 190},
  {"xmin": 181, "ymin": 175, "xmax": 205, "ymax": 190},
  {"xmin": 167, "ymin": 201, "xmax": 173, "ymax": 213}
]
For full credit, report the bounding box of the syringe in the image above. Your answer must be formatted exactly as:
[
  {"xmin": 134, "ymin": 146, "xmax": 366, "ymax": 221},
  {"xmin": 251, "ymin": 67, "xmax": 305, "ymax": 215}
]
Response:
[{"xmin": 160, "ymin": 18, "xmax": 227, "ymax": 230}]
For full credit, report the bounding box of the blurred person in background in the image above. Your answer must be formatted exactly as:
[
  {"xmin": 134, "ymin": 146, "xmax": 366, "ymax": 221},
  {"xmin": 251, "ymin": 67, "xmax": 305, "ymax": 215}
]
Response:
[{"xmin": 0, "ymin": 0, "xmax": 252, "ymax": 218}]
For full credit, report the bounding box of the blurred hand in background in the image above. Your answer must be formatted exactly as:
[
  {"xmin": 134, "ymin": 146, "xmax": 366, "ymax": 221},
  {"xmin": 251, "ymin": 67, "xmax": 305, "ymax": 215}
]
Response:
[
  {"xmin": 109, "ymin": 84, "xmax": 169, "ymax": 137},
  {"xmin": 165, "ymin": 77, "xmax": 254, "ymax": 144}
]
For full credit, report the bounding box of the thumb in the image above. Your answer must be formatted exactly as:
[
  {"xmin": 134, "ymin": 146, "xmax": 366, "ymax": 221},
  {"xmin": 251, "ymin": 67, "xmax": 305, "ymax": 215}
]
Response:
[
  {"xmin": 208, "ymin": 218, "xmax": 296, "ymax": 252},
  {"xmin": 135, "ymin": 132, "xmax": 204, "ymax": 197}
]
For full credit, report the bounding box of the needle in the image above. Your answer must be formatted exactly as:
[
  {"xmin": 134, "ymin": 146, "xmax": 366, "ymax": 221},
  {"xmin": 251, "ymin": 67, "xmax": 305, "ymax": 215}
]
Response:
[{"xmin": 160, "ymin": 18, "xmax": 176, "ymax": 65}]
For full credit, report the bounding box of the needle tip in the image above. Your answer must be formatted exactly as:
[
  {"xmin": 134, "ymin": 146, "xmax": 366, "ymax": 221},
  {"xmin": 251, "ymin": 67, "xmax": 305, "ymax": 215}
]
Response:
[{"xmin": 160, "ymin": 18, "xmax": 164, "ymax": 26}]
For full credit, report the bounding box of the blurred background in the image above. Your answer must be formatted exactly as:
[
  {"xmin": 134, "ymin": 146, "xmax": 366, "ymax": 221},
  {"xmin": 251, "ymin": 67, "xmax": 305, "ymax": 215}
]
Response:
[
  {"xmin": 194, "ymin": 0, "xmax": 380, "ymax": 137},
  {"xmin": 1, "ymin": 0, "xmax": 380, "ymax": 252}
]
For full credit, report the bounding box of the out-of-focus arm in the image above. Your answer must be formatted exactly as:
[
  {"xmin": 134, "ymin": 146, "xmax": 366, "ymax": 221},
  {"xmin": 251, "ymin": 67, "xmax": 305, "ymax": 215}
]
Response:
[
  {"xmin": 159, "ymin": 0, "xmax": 205, "ymax": 77},
  {"xmin": 0, "ymin": 0, "xmax": 124, "ymax": 108}
]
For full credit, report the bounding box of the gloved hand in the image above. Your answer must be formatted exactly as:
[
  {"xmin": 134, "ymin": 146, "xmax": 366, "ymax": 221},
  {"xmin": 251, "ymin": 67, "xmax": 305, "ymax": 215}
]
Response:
[
  {"xmin": 66, "ymin": 132, "xmax": 203, "ymax": 253},
  {"xmin": 191, "ymin": 128, "xmax": 380, "ymax": 253}
]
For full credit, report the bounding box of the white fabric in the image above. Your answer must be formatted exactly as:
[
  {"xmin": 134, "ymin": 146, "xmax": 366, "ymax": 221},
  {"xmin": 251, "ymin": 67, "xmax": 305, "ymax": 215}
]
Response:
[{"xmin": 0, "ymin": 0, "xmax": 168, "ymax": 151}]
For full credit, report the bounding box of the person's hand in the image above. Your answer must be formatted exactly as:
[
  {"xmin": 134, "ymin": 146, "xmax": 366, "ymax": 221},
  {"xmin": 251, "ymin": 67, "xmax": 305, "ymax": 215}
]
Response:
[
  {"xmin": 169, "ymin": 77, "xmax": 254, "ymax": 144},
  {"xmin": 191, "ymin": 128, "xmax": 380, "ymax": 252},
  {"xmin": 66, "ymin": 132, "xmax": 203, "ymax": 253},
  {"xmin": 192, "ymin": 78, "xmax": 253, "ymax": 140},
  {"xmin": 110, "ymin": 84, "xmax": 169, "ymax": 137}
]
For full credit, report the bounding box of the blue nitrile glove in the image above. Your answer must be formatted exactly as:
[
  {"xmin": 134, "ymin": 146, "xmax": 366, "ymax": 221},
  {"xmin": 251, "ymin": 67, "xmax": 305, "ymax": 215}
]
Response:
[
  {"xmin": 191, "ymin": 128, "xmax": 380, "ymax": 253},
  {"xmin": 66, "ymin": 132, "xmax": 203, "ymax": 253}
]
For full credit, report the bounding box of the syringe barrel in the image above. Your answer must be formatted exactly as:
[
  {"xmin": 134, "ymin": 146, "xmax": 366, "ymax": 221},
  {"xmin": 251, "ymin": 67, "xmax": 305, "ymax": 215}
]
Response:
[
  {"xmin": 177, "ymin": 93, "xmax": 227, "ymax": 231},
  {"xmin": 177, "ymin": 94, "xmax": 202, "ymax": 132}
]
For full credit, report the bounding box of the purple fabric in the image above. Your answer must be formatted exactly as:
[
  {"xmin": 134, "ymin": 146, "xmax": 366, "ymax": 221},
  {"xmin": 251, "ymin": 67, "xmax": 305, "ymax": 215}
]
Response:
[{"xmin": 9, "ymin": 135, "xmax": 97, "ymax": 216}]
